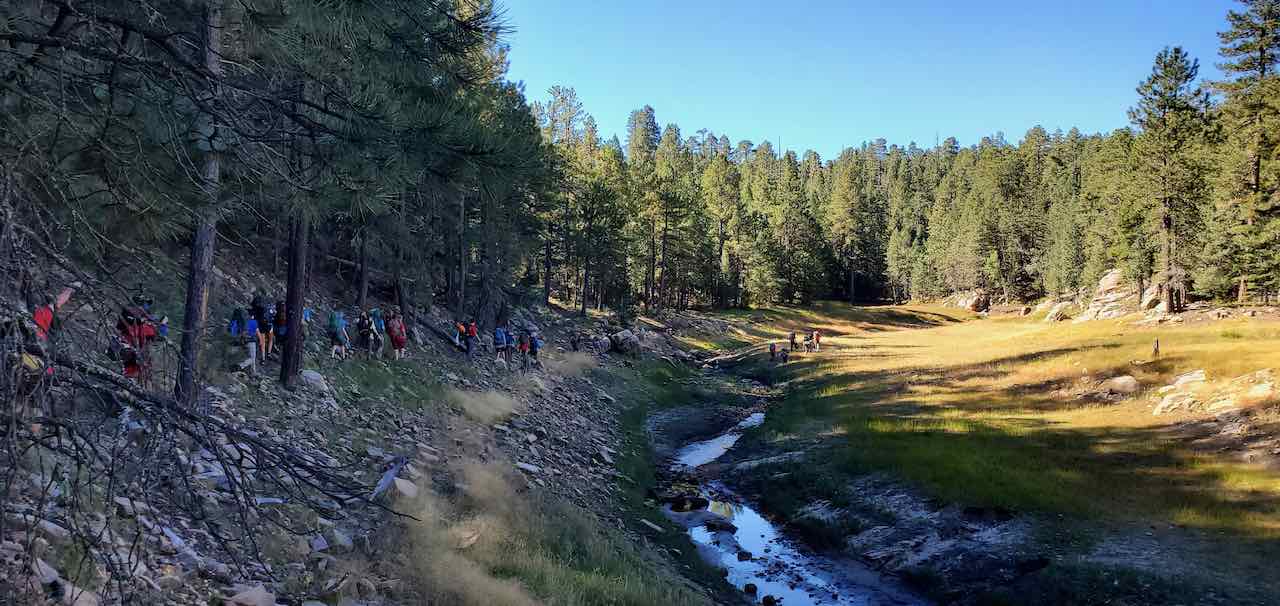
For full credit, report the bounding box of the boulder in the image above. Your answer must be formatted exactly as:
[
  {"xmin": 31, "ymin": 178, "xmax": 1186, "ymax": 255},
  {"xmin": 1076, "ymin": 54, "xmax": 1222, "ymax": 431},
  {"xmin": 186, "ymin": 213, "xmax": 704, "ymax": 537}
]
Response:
[
  {"xmin": 1100, "ymin": 375, "xmax": 1141, "ymax": 395},
  {"xmin": 226, "ymin": 585, "xmax": 275, "ymax": 606},
  {"xmin": 1044, "ymin": 302, "xmax": 1072, "ymax": 323},
  {"xmin": 1074, "ymin": 269, "xmax": 1139, "ymax": 322},
  {"xmin": 300, "ymin": 370, "xmax": 329, "ymax": 392},
  {"xmin": 609, "ymin": 330, "xmax": 642, "ymax": 355},
  {"xmin": 1173, "ymin": 369, "xmax": 1207, "ymax": 388},
  {"xmin": 1140, "ymin": 282, "xmax": 1162, "ymax": 310},
  {"xmin": 1153, "ymin": 392, "xmax": 1197, "ymax": 415}
]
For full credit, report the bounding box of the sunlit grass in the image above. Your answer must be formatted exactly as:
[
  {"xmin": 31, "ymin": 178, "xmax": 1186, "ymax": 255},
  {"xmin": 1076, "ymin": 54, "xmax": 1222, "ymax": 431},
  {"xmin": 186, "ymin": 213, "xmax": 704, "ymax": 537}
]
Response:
[{"xmin": 700, "ymin": 304, "xmax": 1280, "ymax": 540}]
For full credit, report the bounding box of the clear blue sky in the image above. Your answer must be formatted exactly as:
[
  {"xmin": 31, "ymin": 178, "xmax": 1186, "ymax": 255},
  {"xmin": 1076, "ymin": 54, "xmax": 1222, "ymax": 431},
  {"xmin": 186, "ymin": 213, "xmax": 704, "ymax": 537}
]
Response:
[{"xmin": 502, "ymin": 0, "xmax": 1235, "ymax": 158}]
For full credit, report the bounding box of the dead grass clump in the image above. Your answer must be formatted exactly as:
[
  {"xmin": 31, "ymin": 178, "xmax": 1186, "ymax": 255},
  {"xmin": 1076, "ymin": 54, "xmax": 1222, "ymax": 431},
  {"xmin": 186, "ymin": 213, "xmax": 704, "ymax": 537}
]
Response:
[
  {"xmin": 447, "ymin": 388, "xmax": 519, "ymax": 424},
  {"xmin": 547, "ymin": 352, "xmax": 597, "ymax": 376}
]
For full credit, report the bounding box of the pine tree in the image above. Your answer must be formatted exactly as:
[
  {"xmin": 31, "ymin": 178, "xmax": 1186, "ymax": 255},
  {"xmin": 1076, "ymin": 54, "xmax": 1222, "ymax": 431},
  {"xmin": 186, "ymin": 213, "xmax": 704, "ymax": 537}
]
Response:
[{"xmin": 1130, "ymin": 47, "xmax": 1213, "ymax": 312}]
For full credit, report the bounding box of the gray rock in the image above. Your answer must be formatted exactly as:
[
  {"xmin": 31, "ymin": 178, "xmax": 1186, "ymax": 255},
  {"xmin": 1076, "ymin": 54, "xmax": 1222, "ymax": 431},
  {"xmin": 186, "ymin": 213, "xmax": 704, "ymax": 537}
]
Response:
[
  {"xmin": 1100, "ymin": 375, "xmax": 1141, "ymax": 395},
  {"xmin": 1044, "ymin": 302, "xmax": 1072, "ymax": 322},
  {"xmin": 609, "ymin": 330, "xmax": 642, "ymax": 355},
  {"xmin": 515, "ymin": 462, "xmax": 542, "ymax": 474},
  {"xmin": 301, "ymin": 370, "xmax": 329, "ymax": 392}
]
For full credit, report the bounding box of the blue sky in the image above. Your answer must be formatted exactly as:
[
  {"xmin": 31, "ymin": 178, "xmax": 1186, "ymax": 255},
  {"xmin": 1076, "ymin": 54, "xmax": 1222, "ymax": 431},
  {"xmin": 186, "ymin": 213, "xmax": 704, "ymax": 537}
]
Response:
[{"xmin": 502, "ymin": 0, "xmax": 1235, "ymax": 158}]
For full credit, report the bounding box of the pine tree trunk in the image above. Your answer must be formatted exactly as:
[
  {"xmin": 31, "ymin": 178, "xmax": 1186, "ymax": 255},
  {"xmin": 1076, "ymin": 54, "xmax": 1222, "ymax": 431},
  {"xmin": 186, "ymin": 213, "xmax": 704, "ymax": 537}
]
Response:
[
  {"xmin": 357, "ymin": 229, "xmax": 369, "ymax": 310},
  {"xmin": 280, "ymin": 212, "xmax": 309, "ymax": 389},
  {"xmin": 848, "ymin": 265, "xmax": 857, "ymax": 304},
  {"xmin": 579, "ymin": 262, "xmax": 588, "ymax": 316},
  {"xmin": 175, "ymin": 0, "xmax": 223, "ymax": 406},
  {"xmin": 542, "ymin": 237, "xmax": 552, "ymax": 305},
  {"xmin": 1161, "ymin": 198, "xmax": 1177, "ymax": 312}
]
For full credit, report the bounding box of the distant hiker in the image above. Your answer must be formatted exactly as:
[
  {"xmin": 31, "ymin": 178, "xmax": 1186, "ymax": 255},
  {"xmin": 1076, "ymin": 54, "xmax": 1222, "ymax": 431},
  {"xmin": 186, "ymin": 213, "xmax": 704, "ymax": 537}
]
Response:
[
  {"xmin": 769, "ymin": 342, "xmax": 777, "ymax": 360},
  {"xmin": 466, "ymin": 319, "xmax": 479, "ymax": 357},
  {"xmin": 503, "ymin": 323, "xmax": 515, "ymax": 364},
  {"xmin": 273, "ymin": 300, "xmax": 288, "ymax": 342},
  {"xmin": 779, "ymin": 348, "xmax": 790, "ymax": 363},
  {"xmin": 386, "ymin": 309, "xmax": 408, "ymax": 360},
  {"xmin": 789, "ymin": 331, "xmax": 798, "ymax": 351},
  {"xmin": 453, "ymin": 320, "xmax": 466, "ymax": 349},
  {"xmin": 494, "ymin": 324, "xmax": 509, "ymax": 362},
  {"xmin": 229, "ymin": 307, "xmax": 248, "ymax": 345},
  {"xmin": 243, "ymin": 311, "xmax": 260, "ymax": 374},
  {"xmin": 356, "ymin": 310, "xmax": 375, "ymax": 357},
  {"xmin": 570, "ymin": 332, "xmax": 580, "ymax": 352},
  {"xmin": 33, "ymin": 284, "xmax": 76, "ymax": 342},
  {"xmin": 369, "ymin": 307, "xmax": 386, "ymax": 358},
  {"xmin": 117, "ymin": 304, "xmax": 160, "ymax": 384},
  {"xmin": 529, "ymin": 333, "xmax": 542, "ymax": 369},
  {"xmin": 250, "ymin": 293, "xmax": 273, "ymax": 360},
  {"xmin": 327, "ymin": 310, "xmax": 349, "ymax": 359},
  {"xmin": 517, "ymin": 334, "xmax": 530, "ymax": 372},
  {"xmin": 802, "ymin": 333, "xmax": 814, "ymax": 353},
  {"xmin": 814, "ymin": 329, "xmax": 822, "ymax": 351}
]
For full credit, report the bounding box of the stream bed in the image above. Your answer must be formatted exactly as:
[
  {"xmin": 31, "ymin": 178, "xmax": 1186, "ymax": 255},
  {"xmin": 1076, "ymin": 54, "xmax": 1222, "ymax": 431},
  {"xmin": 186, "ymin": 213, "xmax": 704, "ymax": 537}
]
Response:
[{"xmin": 664, "ymin": 412, "xmax": 927, "ymax": 606}]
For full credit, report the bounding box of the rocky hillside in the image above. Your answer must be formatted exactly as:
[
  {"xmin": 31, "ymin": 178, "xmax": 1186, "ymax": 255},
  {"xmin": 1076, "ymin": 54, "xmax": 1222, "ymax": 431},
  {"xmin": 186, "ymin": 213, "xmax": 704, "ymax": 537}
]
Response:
[{"xmin": 1, "ymin": 252, "xmax": 731, "ymax": 606}]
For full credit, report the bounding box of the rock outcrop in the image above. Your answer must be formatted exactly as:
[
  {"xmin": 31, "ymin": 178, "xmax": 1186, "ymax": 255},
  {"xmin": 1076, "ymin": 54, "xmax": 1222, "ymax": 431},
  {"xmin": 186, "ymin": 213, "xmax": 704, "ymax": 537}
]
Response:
[
  {"xmin": 1044, "ymin": 302, "xmax": 1073, "ymax": 323},
  {"xmin": 1074, "ymin": 269, "xmax": 1138, "ymax": 322}
]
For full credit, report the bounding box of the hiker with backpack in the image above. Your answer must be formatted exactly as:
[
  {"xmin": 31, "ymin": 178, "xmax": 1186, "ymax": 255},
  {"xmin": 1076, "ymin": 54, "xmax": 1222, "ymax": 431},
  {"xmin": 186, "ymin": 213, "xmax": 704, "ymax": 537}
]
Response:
[
  {"xmin": 789, "ymin": 331, "xmax": 798, "ymax": 351},
  {"xmin": 370, "ymin": 307, "xmax": 386, "ymax": 358},
  {"xmin": 327, "ymin": 309, "xmax": 350, "ymax": 359},
  {"xmin": 453, "ymin": 320, "xmax": 466, "ymax": 349},
  {"xmin": 814, "ymin": 329, "xmax": 822, "ymax": 352},
  {"xmin": 528, "ymin": 332, "xmax": 542, "ymax": 369},
  {"xmin": 769, "ymin": 342, "xmax": 777, "ymax": 360},
  {"xmin": 494, "ymin": 324, "xmax": 509, "ymax": 364},
  {"xmin": 116, "ymin": 303, "xmax": 161, "ymax": 385},
  {"xmin": 355, "ymin": 310, "xmax": 375, "ymax": 358},
  {"xmin": 385, "ymin": 308, "xmax": 408, "ymax": 360},
  {"xmin": 466, "ymin": 319, "xmax": 479, "ymax": 358},
  {"xmin": 250, "ymin": 293, "xmax": 273, "ymax": 360},
  {"xmin": 517, "ymin": 333, "xmax": 530, "ymax": 372},
  {"xmin": 229, "ymin": 307, "xmax": 248, "ymax": 345}
]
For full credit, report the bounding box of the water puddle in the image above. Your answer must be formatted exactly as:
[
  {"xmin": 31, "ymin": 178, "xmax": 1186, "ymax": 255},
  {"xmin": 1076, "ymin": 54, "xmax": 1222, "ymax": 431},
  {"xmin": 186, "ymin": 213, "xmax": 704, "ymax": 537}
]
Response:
[
  {"xmin": 673, "ymin": 412, "xmax": 765, "ymax": 469},
  {"xmin": 666, "ymin": 412, "xmax": 927, "ymax": 606}
]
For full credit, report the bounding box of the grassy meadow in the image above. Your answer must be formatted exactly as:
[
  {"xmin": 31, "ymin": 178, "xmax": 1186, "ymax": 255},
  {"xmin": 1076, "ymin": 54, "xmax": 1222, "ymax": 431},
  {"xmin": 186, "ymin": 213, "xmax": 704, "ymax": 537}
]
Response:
[{"xmin": 690, "ymin": 302, "xmax": 1280, "ymax": 596}]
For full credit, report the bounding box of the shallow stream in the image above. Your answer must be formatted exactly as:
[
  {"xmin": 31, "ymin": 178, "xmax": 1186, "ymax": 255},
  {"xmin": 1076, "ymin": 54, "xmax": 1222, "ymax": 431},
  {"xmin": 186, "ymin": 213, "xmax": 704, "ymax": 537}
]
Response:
[{"xmin": 665, "ymin": 412, "xmax": 926, "ymax": 606}]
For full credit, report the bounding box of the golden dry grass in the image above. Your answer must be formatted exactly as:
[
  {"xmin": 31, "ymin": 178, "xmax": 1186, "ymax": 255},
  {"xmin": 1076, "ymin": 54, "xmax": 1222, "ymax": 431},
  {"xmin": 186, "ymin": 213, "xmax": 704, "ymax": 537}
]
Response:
[{"xmin": 703, "ymin": 303, "xmax": 1280, "ymax": 539}]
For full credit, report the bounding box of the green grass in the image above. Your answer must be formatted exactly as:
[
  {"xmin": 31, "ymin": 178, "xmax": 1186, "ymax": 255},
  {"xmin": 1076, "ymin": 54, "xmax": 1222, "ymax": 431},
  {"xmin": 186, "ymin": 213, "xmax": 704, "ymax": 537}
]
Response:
[{"xmin": 696, "ymin": 303, "xmax": 1280, "ymax": 599}]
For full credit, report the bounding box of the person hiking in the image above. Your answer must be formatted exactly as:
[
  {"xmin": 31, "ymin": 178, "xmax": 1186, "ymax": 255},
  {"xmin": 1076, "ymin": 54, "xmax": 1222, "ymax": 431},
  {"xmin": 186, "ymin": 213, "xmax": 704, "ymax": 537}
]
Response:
[
  {"xmin": 779, "ymin": 348, "xmax": 790, "ymax": 363},
  {"xmin": 386, "ymin": 309, "xmax": 408, "ymax": 360},
  {"xmin": 494, "ymin": 324, "xmax": 509, "ymax": 363},
  {"xmin": 814, "ymin": 329, "xmax": 822, "ymax": 352},
  {"xmin": 802, "ymin": 333, "xmax": 814, "ymax": 353},
  {"xmin": 229, "ymin": 307, "xmax": 248, "ymax": 345},
  {"xmin": 769, "ymin": 342, "xmax": 777, "ymax": 360},
  {"xmin": 355, "ymin": 310, "xmax": 375, "ymax": 358},
  {"xmin": 453, "ymin": 320, "xmax": 466, "ymax": 349},
  {"xmin": 503, "ymin": 323, "xmax": 515, "ymax": 365},
  {"xmin": 466, "ymin": 319, "xmax": 479, "ymax": 357},
  {"xmin": 369, "ymin": 307, "xmax": 386, "ymax": 358},
  {"xmin": 250, "ymin": 293, "xmax": 273, "ymax": 360},
  {"xmin": 327, "ymin": 309, "xmax": 349, "ymax": 359},
  {"xmin": 273, "ymin": 300, "xmax": 288, "ymax": 343},
  {"xmin": 789, "ymin": 331, "xmax": 798, "ymax": 351},
  {"xmin": 117, "ymin": 304, "xmax": 160, "ymax": 385},
  {"xmin": 528, "ymin": 332, "xmax": 542, "ymax": 369},
  {"xmin": 517, "ymin": 333, "xmax": 530, "ymax": 372},
  {"xmin": 33, "ymin": 284, "xmax": 76, "ymax": 342}
]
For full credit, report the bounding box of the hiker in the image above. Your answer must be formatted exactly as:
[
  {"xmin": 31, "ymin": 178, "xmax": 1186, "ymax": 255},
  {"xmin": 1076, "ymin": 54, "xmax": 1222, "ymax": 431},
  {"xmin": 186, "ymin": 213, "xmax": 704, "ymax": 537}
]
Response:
[
  {"xmin": 789, "ymin": 331, "xmax": 798, "ymax": 351},
  {"xmin": 517, "ymin": 333, "xmax": 530, "ymax": 372},
  {"xmin": 528, "ymin": 332, "xmax": 542, "ymax": 369},
  {"xmin": 250, "ymin": 293, "xmax": 273, "ymax": 360},
  {"xmin": 368, "ymin": 307, "xmax": 385, "ymax": 358},
  {"xmin": 466, "ymin": 319, "xmax": 479, "ymax": 357},
  {"xmin": 116, "ymin": 304, "xmax": 160, "ymax": 384},
  {"xmin": 503, "ymin": 323, "xmax": 515, "ymax": 365},
  {"xmin": 803, "ymin": 333, "xmax": 814, "ymax": 353},
  {"xmin": 386, "ymin": 309, "xmax": 408, "ymax": 360},
  {"xmin": 570, "ymin": 332, "xmax": 581, "ymax": 352},
  {"xmin": 779, "ymin": 348, "xmax": 790, "ymax": 363},
  {"xmin": 769, "ymin": 342, "xmax": 777, "ymax": 360},
  {"xmin": 327, "ymin": 309, "xmax": 350, "ymax": 359},
  {"xmin": 494, "ymin": 324, "xmax": 509, "ymax": 363},
  {"xmin": 355, "ymin": 310, "xmax": 375, "ymax": 357},
  {"xmin": 229, "ymin": 308, "xmax": 248, "ymax": 345},
  {"xmin": 453, "ymin": 320, "xmax": 466, "ymax": 349},
  {"xmin": 273, "ymin": 301, "xmax": 288, "ymax": 345},
  {"xmin": 814, "ymin": 329, "xmax": 822, "ymax": 352},
  {"xmin": 33, "ymin": 284, "xmax": 76, "ymax": 342}
]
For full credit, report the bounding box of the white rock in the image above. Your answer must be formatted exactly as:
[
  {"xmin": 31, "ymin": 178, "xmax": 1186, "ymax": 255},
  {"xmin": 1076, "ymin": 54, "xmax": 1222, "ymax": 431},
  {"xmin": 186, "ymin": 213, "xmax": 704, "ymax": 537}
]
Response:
[
  {"xmin": 1173, "ymin": 370, "xmax": 1207, "ymax": 387},
  {"xmin": 393, "ymin": 478, "xmax": 418, "ymax": 499},
  {"xmin": 1044, "ymin": 302, "xmax": 1072, "ymax": 323},
  {"xmin": 515, "ymin": 462, "xmax": 542, "ymax": 474},
  {"xmin": 300, "ymin": 370, "xmax": 329, "ymax": 392},
  {"xmin": 1100, "ymin": 375, "xmax": 1141, "ymax": 395}
]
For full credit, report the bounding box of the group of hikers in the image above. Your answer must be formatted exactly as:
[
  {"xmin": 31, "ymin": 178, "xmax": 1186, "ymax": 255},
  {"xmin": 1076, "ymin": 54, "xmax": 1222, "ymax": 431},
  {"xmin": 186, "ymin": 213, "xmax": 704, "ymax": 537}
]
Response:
[
  {"xmin": 227, "ymin": 291, "xmax": 412, "ymax": 374},
  {"xmin": 452, "ymin": 318, "xmax": 543, "ymax": 372},
  {"xmin": 768, "ymin": 328, "xmax": 822, "ymax": 363}
]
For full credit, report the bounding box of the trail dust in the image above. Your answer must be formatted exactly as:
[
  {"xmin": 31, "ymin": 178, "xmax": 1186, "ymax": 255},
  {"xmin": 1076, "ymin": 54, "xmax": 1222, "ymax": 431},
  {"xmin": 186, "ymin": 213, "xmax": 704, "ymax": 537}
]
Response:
[
  {"xmin": 387, "ymin": 460, "xmax": 713, "ymax": 606},
  {"xmin": 446, "ymin": 388, "xmax": 519, "ymax": 424},
  {"xmin": 545, "ymin": 351, "xmax": 598, "ymax": 377}
]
